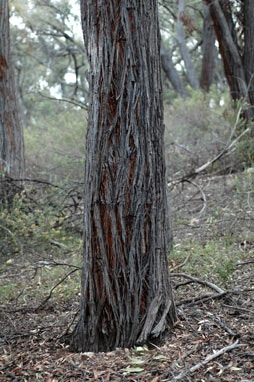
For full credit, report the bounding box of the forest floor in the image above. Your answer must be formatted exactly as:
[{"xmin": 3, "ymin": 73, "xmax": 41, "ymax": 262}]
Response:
[{"xmin": 0, "ymin": 171, "xmax": 254, "ymax": 382}]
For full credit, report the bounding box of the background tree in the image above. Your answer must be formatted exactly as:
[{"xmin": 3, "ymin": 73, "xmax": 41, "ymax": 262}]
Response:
[
  {"xmin": 206, "ymin": 0, "xmax": 254, "ymax": 119},
  {"xmin": 10, "ymin": 0, "xmax": 88, "ymax": 127},
  {"xmin": 200, "ymin": 1, "xmax": 216, "ymax": 92},
  {"xmin": 70, "ymin": 0, "xmax": 177, "ymax": 352},
  {"xmin": 0, "ymin": 0, "xmax": 24, "ymax": 182}
]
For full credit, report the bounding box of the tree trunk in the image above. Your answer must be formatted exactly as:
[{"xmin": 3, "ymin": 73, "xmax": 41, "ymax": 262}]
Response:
[
  {"xmin": 200, "ymin": 2, "xmax": 216, "ymax": 92},
  {"xmin": 243, "ymin": 0, "xmax": 254, "ymax": 111},
  {"xmin": 177, "ymin": 0, "xmax": 199, "ymax": 90},
  {"xmin": 161, "ymin": 45, "xmax": 188, "ymax": 98},
  {"xmin": 70, "ymin": 0, "xmax": 177, "ymax": 353},
  {"xmin": 206, "ymin": 0, "xmax": 254, "ymax": 119},
  {"xmin": 0, "ymin": 0, "xmax": 24, "ymax": 181}
]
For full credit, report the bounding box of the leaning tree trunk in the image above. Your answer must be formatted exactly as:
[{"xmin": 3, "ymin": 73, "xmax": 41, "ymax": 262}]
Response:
[
  {"xmin": 70, "ymin": 0, "xmax": 177, "ymax": 352},
  {"xmin": 0, "ymin": 0, "xmax": 24, "ymax": 182},
  {"xmin": 161, "ymin": 45, "xmax": 188, "ymax": 98}
]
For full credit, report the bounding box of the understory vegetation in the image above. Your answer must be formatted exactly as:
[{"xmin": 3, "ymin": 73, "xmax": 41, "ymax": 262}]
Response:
[
  {"xmin": 1, "ymin": 88, "xmax": 253, "ymax": 303},
  {"xmin": 1, "ymin": 90, "xmax": 254, "ymax": 381}
]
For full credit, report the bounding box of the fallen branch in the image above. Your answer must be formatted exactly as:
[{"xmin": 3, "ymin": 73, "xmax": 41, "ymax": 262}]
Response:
[
  {"xmin": 222, "ymin": 304, "xmax": 254, "ymax": 315},
  {"xmin": 170, "ymin": 273, "xmax": 225, "ymax": 294},
  {"xmin": 170, "ymin": 253, "xmax": 192, "ymax": 272},
  {"xmin": 175, "ymin": 344, "xmax": 199, "ymax": 365},
  {"xmin": 212, "ymin": 316, "xmax": 238, "ymax": 337},
  {"xmin": 236, "ymin": 260, "xmax": 254, "ymax": 266},
  {"xmin": 176, "ymin": 291, "xmax": 228, "ymax": 306},
  {"xmin": 34, "ymin": 260, "xmax": 81, "ymax": 270},
  {"xmin": 168, "ymin": 104, "xmax": 250, "ymax": 186},
  {"xmin": 171, "ymin": 340, "xmax": 244, "ymax": 381},
  {"xmin": 35, "ymin": 268, "xmax": 80, "ymax": 311},
  {"xmin": 185, "ymin": 179, "xmax": 207, "ymax": 216}
]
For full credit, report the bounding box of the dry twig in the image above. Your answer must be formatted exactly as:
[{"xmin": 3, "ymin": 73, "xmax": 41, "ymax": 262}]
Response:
[
  {"xmin": 170, "ymin": 253, "xmax": 192, "ymax": 272},
  {"xmin": 170, "ymin": 340, "xmax": 245, "ymax": 381},
  {"xmin": 170, "ymin": 273, "xmax": 225, "ymax": 294}
]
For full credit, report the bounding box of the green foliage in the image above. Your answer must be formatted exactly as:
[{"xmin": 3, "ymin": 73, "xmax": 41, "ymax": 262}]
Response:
[
  {"xmin": 0, "ymin": 188, "xmax": 82, "ymax": 260},
  {"xmin": 171, "ymin": 240, "xmax": 236, "ymax": 286},
  {"xmin": 0, "ymin": 187, "xmax": 83, "ymax": 303},
  {"xmin": 235, "ymin": 126, "xmax": 254, "ymax": 165},
  {"xmin": 164, "ymin": 87, "xmax": 253, "ymax": 177},
  {"xmin": 25, "ymin": 104, "xmax": 87, "ymax": 181}
]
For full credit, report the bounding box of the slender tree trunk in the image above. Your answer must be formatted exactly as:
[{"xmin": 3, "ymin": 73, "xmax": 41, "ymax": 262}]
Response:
[
  {"xmin": 0, "ymin": 0, "xmax": 24, "ymax": 181},
  {"xmin": 177, "ymin": 0, "xmax": 199, "ymax": 89},
  {"xmin": 200, "ymin": 2, "xmax": 216, "ymax": 92},
  {"xmin": 206, "ymin": 0, "xmax": 254, "ymax": 119},
  {"xmin": 161, "ymin": 45, "xmax": 188, "ymax": 98},
  {"xmin": 70, "ymin": 0, "xmax": 177, "ymax": 353},
  {"xmin": 243, "ymin": 0, "xmax": 254, "ymax": 112}
]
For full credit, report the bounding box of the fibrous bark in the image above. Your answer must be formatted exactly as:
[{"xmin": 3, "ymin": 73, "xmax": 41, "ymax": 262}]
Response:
[
  {"xmin": 0, "ymin": 0, "xmax": 24, "ymax": 180},
  {"xmin": 70, "ymin": 0, "xmax": 177, "ymax": 352},
  {"xmin": 200, "ymin": 2, "xmax": 216, "ymax": 92},
  {"xmin": 243, "ymin": 0, "xmax": 254, "ymax": 111}
]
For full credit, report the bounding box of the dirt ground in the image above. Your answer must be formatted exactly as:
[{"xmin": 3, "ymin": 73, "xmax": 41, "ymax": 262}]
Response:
[{"xmin": 0, "ymin": 172, "xmax": 253, "ymax": 381}]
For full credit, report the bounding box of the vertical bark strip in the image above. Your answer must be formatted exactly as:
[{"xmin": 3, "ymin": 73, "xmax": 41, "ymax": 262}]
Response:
[
  {"xmin": 200, "ymin": 2, "xmax": 216, "ymax": 92},
  {"xmin": 0, "ymin": 0, "xmax": 24, "ymax": 180},
  {"xmin": 243, "ymin": 0, "xmax": 254, "ymax": 111},
  {"xmin": 71, "ymin": 0, "xmax": 177, "ymax": 352}
]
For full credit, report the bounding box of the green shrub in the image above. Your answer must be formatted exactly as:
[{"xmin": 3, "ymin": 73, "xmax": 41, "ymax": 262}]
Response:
[{"xmin": 24, "ymin": 103, "xmax": 87, "ymax": 182}]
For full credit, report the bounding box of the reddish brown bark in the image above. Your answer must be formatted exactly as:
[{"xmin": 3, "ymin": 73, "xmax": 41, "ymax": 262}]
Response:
[{"xmin": 70, "ymin": 0, "xmax": 177, "ymax": 352}]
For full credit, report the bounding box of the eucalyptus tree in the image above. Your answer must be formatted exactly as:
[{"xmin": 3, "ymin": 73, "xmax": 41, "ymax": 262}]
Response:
[
  {"xmin": 200, "ymin": 1, "xmax": 216, "ymax": 92},
  {"xmin": 206, "ymin": 0, "xmax": 254, "ymax": 119},
  {"xmin": 159, "ymin": 0, "xmax": 217, "ymax": 96},
  {"xmin": 70, "ymin": 0, "xmax": 177, "ymax": 352},
  {"xmin": 0, "ymin": 0, "xmax": 24, "ymax": 183},
  {"xmin": 10, "ymin": 0, "xmax": 88, "ymax": 126}
]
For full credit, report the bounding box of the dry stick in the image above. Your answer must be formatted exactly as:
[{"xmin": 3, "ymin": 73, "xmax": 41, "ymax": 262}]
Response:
[
  {"xmin": 170, "ymin": 253, "xmax": 192, "ymax": 272},
  {"xmin": 35, "ymin": 268, "xmax": 80, "ymax": 312},
  {"xmin": 37, "ymin": 91, "xmax": 88, "ymax": 110},
  {"xmin": 176, "ymin": 291, "xmax": 228, "ymax": 307},
  {"xmin": 212, "ymin": 316, "xmax": 238, "ymax": 337},
  {"xmin": 170, "ymin": 340, "xmax": 244, "ymax": 381},
  {"xmin": 193, "ymin": 126, "xmax": 250, "ymax": 175},
  {"xmin": 175, "ymin": 344, "xmax": 199, "ymax": 364},
  {"xmin": 223, "ymin": 304, "xmax": 254, "ymax": 315},
  {"xmin": 184, "ymin": 179, "xmax": 207, "ymax": 216},
  {"xmin": 168, "ymin": 103, "xmax": 250, "ymax": 187},
  {"xmin": 170, "ymin": 273, "xmax": 225, "ymax": 294},
  {"xmin": 34, "ymin": 260, "xmax": 81, "ymax": 270},
  {"xmin": 174, "ymin": 280, "xmax": 193, "ymax": 289},
  {"xmin": 236, "ymin": 260, "xmax": 254, "ymax": 266},
  {"xmin": 68, "ymin": 359, "xmax": 87, "ymax": 380}
]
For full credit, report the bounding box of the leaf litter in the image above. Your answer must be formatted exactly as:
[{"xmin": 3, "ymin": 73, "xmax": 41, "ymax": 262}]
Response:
[{"xmin": 1, "ymin": 173, "xmax": 254, "ymax": 381}]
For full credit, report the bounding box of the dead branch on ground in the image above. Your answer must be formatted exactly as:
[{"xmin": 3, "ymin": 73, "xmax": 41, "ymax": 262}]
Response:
[
  {"xmin": 170, "ymin": 253, "xmax": 192, "ymax": 272},
  {"xmin": 170, "ymin": 340, "xmax": 245, "ymax": 381},
  {"xmin": 170, "ymin": 273, "xmax": 225, "ymax": 294}
]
